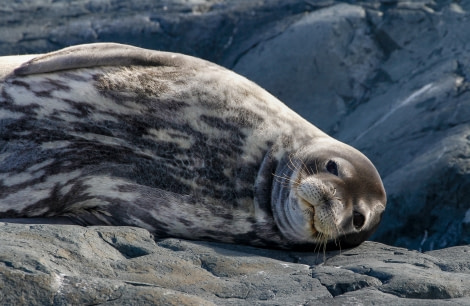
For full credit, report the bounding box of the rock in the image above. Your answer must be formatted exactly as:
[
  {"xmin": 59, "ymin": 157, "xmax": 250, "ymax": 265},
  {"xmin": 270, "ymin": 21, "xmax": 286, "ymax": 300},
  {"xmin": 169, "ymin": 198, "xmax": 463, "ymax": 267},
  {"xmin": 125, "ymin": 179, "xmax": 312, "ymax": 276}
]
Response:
[
  {"xmin": 333, "ymin": 2, "xmax": 470, "ymax": 251},
  {"xmin": 1, "ymin": 223, "xmax": 469, "ymax": 305},
  {"xmin": 233, "ymin": 3, "xmax": 382, "ymax": 132},
  {"xmin": 1, "ymin": 0, "xmax": 470, "ymax": 304}
]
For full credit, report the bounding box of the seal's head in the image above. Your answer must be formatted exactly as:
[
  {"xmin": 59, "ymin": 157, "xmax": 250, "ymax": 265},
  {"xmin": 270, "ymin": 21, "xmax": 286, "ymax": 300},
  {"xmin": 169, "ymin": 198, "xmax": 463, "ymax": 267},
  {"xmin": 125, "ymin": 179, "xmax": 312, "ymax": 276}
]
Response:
[{"xmin": 272, "ymin": 137, "xmax": 386, "ymax": 251}]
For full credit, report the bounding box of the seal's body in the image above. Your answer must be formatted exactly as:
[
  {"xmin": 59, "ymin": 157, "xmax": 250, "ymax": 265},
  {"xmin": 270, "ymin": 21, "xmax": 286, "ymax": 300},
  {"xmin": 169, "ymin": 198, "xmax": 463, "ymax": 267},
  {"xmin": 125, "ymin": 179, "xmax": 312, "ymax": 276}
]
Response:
[{"xmin": 0, "ymin": 43, "xmax": 386, "ymax": 250}]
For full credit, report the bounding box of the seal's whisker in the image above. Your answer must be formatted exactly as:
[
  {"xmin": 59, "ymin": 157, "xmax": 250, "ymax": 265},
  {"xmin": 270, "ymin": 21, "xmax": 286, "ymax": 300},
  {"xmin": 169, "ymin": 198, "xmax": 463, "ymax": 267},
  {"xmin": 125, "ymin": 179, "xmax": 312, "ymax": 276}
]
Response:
[
  {"xmin": 286, "ymin": 154, "xmax": 302, "ymax": 174},
  {"xmin": 320, "ymin": 233, "xmax": 329, "ymax": 257},
  {"xmin": 272, "ymin": 173, "xmax": 294, "ymax": 181},
  {"xmin": 295, "ymin": 153, "xmax": 314, "ymax": 177},
  {"xmin": 272, "ymin": 173, "xmax": 297, "ymax": 187},
  {"xmin": 313, "ymin": 233, "xmax": 325, "ymax": 253}
]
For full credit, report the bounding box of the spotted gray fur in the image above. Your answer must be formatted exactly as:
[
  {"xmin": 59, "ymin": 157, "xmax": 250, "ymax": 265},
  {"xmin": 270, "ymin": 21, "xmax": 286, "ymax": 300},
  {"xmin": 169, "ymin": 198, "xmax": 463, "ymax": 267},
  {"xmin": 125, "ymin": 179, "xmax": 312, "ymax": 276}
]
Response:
[{"xmin": 0, "ymin": 43, "xmax": 386, "ymax": 250}]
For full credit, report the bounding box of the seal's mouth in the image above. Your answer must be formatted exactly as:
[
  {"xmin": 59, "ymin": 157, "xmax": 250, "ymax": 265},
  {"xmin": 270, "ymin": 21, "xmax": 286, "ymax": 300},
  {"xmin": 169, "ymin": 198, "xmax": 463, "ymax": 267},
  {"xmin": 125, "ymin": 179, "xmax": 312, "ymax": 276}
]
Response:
[{"xmin": 298, "ymin": 197, "xmax": 318, "ymax": 235}]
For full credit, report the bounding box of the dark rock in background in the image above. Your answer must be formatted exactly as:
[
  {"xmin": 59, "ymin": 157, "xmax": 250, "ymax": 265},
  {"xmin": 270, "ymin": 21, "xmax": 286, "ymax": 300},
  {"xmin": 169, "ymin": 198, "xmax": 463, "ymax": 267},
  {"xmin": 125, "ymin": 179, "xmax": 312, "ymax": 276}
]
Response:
[{"xmin": 1, "ymin": 0, "xmax": 470, "ymax": 304}]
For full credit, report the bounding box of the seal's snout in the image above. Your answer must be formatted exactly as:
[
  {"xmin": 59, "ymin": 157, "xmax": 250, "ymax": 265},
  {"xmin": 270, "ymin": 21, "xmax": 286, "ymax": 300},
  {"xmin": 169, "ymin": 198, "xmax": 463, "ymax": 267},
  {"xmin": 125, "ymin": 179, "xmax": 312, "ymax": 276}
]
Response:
[
  {"xmin": 295, "ymin": 175, "xmax": 344, "ymax": 238},
  {"xmin": 296, "ymin": 176, "xmax": 337, "ymax": 208}
]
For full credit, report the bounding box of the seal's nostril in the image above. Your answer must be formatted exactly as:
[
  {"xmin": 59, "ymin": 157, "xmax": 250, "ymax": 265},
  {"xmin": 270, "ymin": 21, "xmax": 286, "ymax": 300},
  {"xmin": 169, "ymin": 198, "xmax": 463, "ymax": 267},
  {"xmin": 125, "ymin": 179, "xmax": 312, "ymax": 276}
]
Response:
[{"xmin": 353, "ymin": 211, "xmax": 365, "ymax": 229}]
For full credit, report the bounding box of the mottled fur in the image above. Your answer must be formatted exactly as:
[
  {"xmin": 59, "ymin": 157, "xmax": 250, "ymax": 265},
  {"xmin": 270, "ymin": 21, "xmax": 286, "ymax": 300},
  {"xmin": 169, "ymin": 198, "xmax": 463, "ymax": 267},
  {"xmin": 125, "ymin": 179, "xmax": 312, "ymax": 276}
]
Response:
[{"xmin": 0, "ymin": 43, "xmax": 386, "ymax": 250}]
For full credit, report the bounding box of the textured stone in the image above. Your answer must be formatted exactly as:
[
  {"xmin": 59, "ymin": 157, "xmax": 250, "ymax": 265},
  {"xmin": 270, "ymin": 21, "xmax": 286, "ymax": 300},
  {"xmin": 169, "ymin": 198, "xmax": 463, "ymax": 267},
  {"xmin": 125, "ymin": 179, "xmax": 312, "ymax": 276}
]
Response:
[
  {"xmin": 0, "ymin": 224, "xmax": 469, "ymax": 304},
  {"xmin": 1, "ymin": 0, "xmax": 470, "ymax": 304},
  {"xmin": 233, "ymin": 3, "xmax": 382, "ymax": 132}
]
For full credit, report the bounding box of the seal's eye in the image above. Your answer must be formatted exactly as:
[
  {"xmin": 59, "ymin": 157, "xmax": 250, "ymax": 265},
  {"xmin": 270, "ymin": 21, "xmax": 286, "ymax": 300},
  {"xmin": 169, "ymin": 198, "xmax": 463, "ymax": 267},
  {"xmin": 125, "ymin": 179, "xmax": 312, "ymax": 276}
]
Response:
[
  {"xmin": 326, "ymin": 160, "xmax": 338, "ymax": 176},
  {"xmin": 353, "ymin": 212, "xmax": 365, "ymax": 229}
]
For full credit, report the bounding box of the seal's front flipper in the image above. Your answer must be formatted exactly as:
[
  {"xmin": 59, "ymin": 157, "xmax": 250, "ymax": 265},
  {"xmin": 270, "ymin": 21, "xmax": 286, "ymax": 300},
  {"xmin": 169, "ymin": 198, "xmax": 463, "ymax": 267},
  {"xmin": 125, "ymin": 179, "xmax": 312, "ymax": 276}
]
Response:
[{"xmin": 0, "ymin": 217, "xmax": 81, "ymax": 225}]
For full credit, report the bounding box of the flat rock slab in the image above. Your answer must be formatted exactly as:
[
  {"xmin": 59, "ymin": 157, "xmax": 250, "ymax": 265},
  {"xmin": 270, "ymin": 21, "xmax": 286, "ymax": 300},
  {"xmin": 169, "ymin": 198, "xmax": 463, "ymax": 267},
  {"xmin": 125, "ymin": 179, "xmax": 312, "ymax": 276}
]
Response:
[
  {"xmin": 0, "ymin": 223, "xmax": 469, "ymax": 305},
  {"xmin": 1, "ymin": 0, "xmax": 469, "ymax": 252}
]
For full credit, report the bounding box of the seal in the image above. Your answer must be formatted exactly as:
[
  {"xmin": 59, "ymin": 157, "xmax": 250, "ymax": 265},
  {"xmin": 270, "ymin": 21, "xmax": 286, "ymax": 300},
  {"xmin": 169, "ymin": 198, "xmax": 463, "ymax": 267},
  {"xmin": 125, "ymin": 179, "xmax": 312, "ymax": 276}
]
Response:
[{"xmin": 0, "ymin": 43, "xmax": 386, "ymax": 251}]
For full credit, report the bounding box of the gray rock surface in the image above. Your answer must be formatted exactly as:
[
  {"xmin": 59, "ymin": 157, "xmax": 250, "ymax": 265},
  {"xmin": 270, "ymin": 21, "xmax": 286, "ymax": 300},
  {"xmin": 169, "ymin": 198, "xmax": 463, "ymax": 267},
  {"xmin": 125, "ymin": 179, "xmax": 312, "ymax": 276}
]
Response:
[
  {"xmin": 1, "ymin": 223, "xmax": 469, "ymax": 305},
  {"xmin": 1, "ymin": 0, "xmax": 470, "ymax": 304}
]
